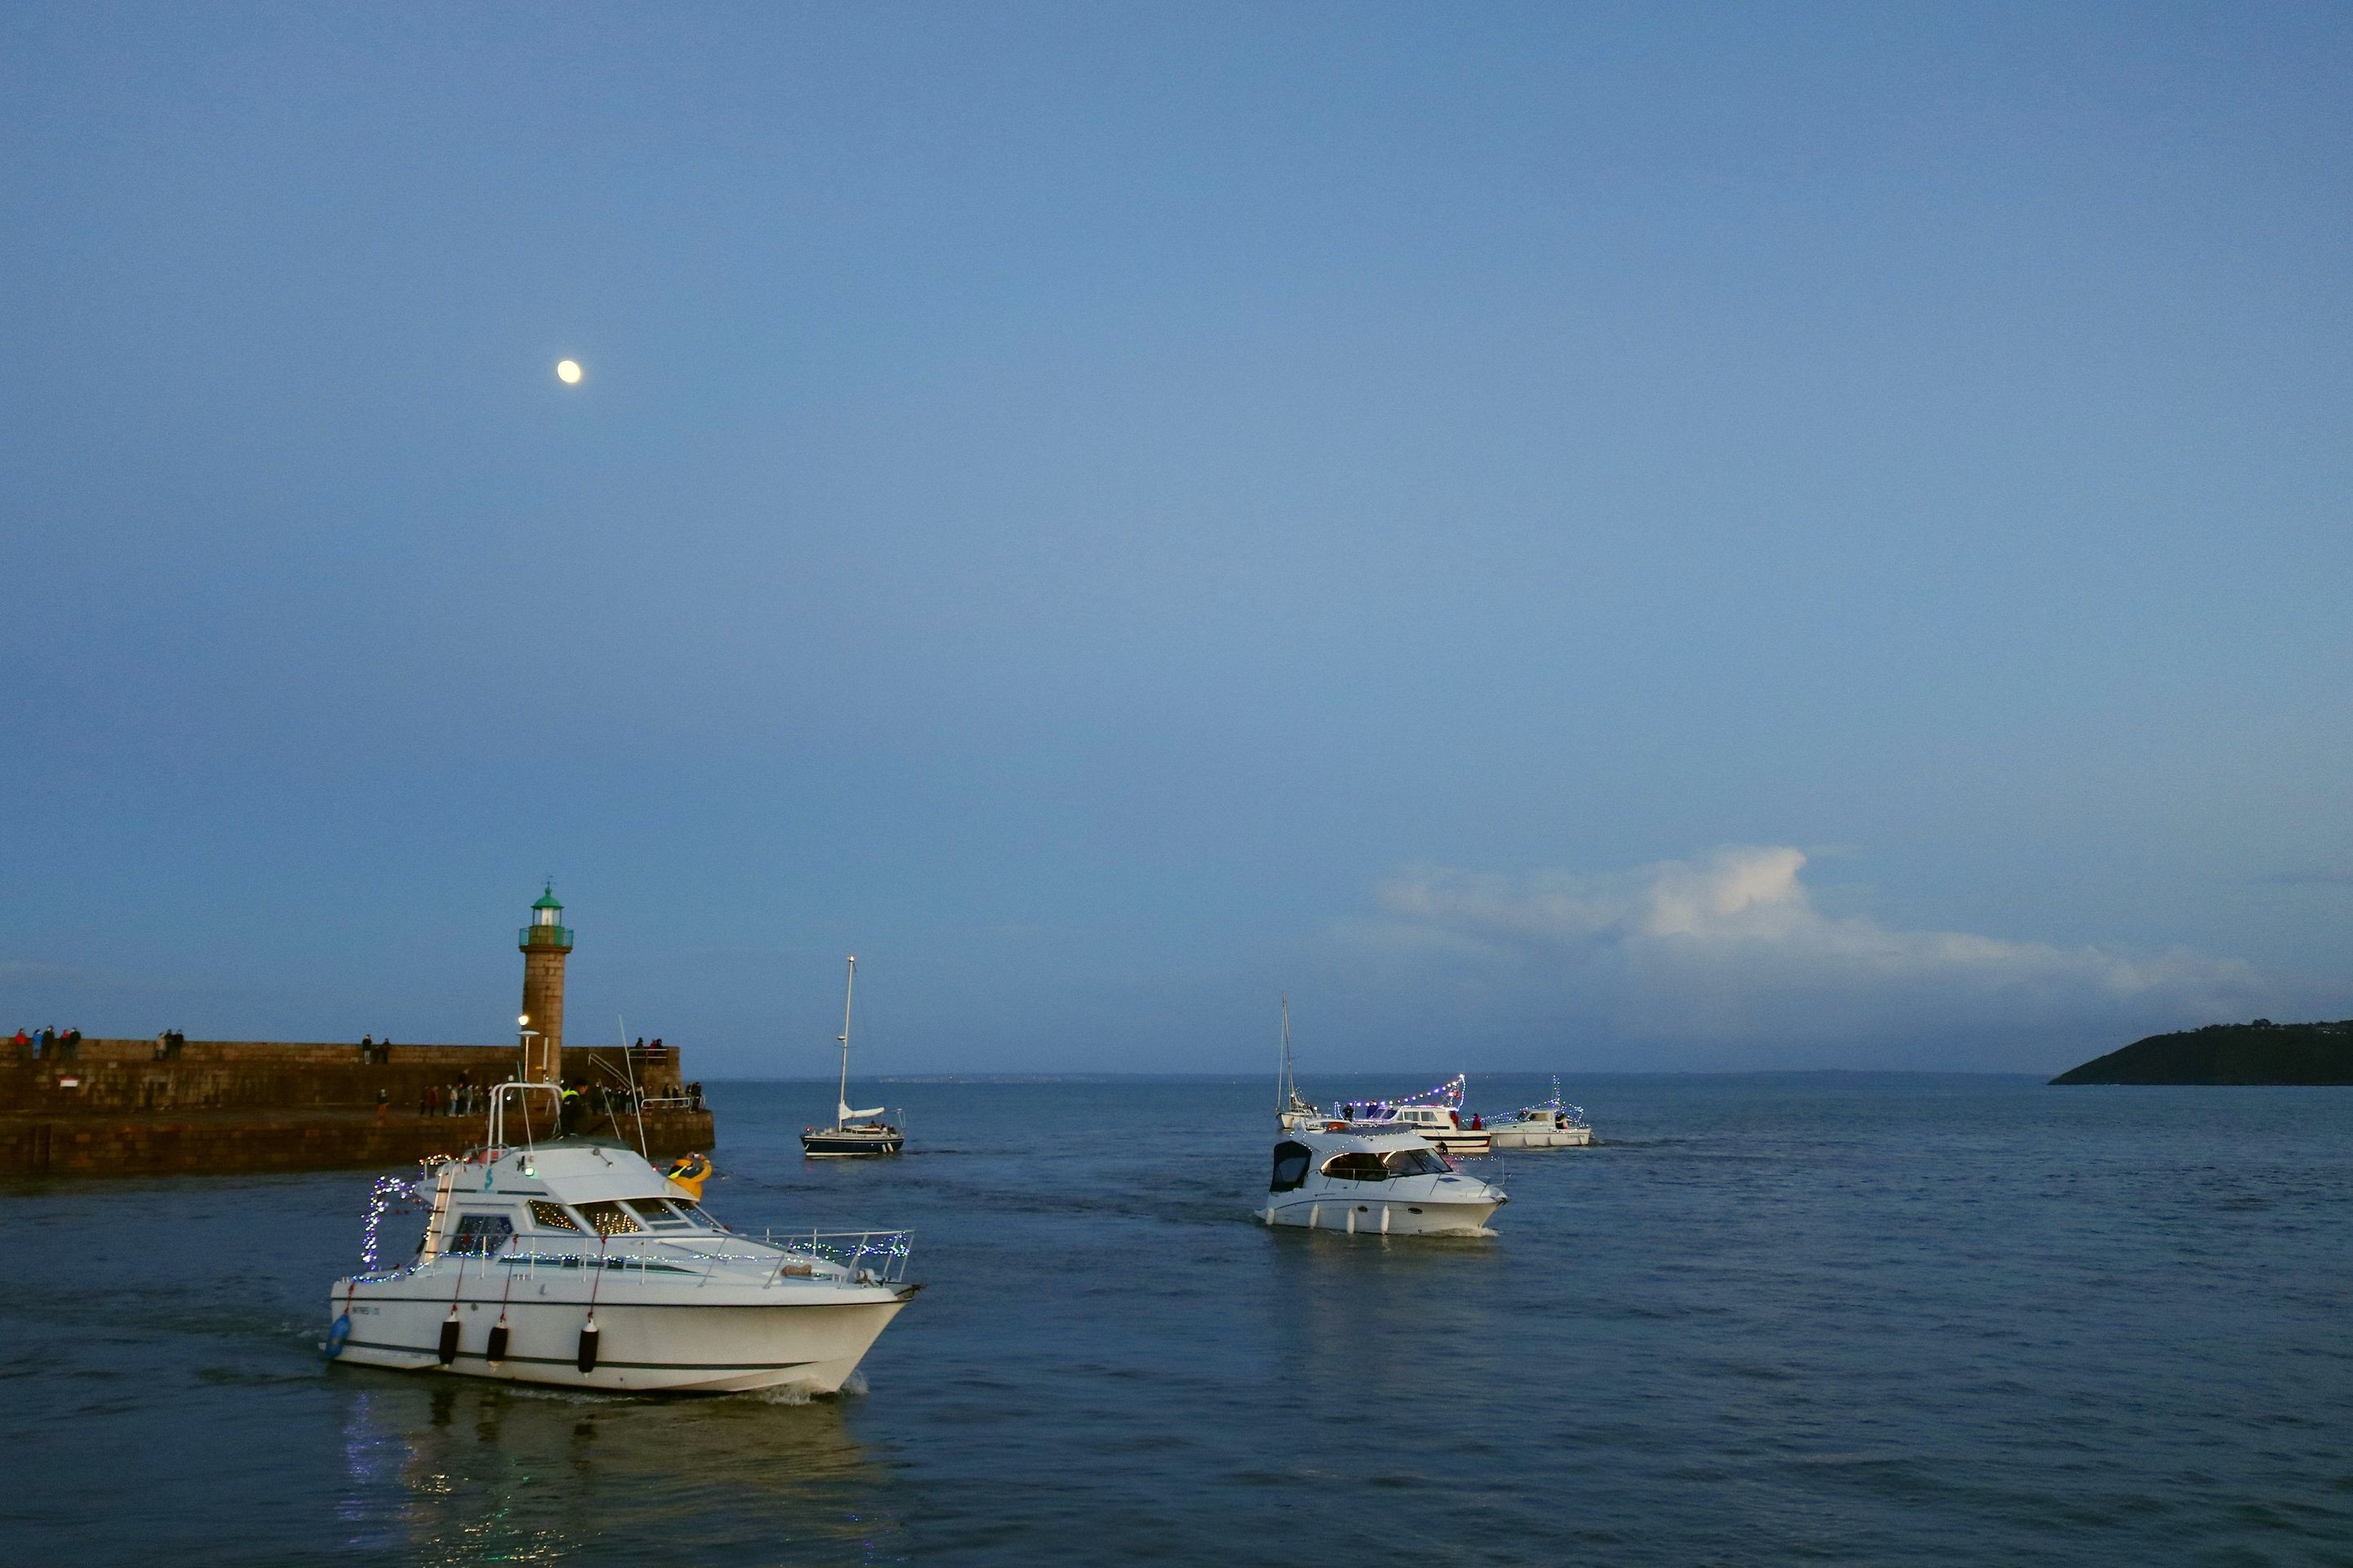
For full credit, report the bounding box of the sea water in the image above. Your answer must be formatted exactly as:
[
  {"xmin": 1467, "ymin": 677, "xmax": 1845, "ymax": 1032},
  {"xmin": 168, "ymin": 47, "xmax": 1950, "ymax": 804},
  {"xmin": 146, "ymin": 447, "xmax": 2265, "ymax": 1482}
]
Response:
[{"xmin": 2, "ymin": 1074, "xmax": 2347, "ymax": 1566}]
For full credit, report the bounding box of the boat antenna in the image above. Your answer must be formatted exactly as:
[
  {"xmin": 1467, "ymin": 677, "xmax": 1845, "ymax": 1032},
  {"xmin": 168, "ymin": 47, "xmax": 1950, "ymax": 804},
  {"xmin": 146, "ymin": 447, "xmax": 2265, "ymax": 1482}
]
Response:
[
  {"xmin": 837, "ymin": 955, "xmax": 857, "ymax": 1126},
  {"xmin": 618, "ymin": 1013, "xmax": 649, "ymax": 1160}
]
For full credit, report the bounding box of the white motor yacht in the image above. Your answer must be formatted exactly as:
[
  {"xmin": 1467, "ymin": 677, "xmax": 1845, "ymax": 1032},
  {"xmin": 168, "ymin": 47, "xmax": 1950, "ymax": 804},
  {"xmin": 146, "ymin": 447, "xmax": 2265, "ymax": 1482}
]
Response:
[
  {"xmin": 327, "ymin": 1083, "xmax": 916, "ymax": 1394},
  {"xmin": 1337, "ymin": 1076, "xmax": 1492, "ymax": 1155},
  {"xmin": 1485, "ymin": 1079, "xmax": 1594, "ymax": 1149},
  {"xmin": 1261, "ymin": 1124, "xmax": 1506, "ymax": 1237}
]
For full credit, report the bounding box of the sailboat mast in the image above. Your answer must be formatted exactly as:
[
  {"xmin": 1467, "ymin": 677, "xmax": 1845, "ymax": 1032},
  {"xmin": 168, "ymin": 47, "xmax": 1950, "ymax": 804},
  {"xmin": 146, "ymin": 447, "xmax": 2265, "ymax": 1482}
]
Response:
[
  {"xmin": 1277, "ymin": 996, "xmax": 1288, "ymax": 1111},
  {"xmin": 837, "ymin": 956, "xmax": 856, "ymax": 1120}
]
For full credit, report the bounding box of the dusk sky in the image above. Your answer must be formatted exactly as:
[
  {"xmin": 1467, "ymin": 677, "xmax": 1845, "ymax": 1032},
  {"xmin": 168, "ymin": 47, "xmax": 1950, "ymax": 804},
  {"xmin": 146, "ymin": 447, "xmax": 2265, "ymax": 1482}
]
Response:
[{"xmin": 4, "ymin": 4, "xmax": 2347, "ymax": 1078}]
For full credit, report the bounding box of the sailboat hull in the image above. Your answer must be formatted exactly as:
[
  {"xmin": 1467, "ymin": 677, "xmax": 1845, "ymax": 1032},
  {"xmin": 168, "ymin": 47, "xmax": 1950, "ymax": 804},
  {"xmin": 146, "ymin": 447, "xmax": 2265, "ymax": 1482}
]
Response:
[{"xmin": 802, "ymin": 1127, "xmax": 904, "ymax": 1158}]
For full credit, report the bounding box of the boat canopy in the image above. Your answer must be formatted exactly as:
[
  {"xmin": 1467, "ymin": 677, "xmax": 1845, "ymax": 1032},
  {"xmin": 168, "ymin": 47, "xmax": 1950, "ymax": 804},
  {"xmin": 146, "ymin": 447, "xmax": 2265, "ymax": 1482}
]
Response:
[{"xmin": 1277, "ymin": 1124, "xmax": 1440, "ymax": 1155}]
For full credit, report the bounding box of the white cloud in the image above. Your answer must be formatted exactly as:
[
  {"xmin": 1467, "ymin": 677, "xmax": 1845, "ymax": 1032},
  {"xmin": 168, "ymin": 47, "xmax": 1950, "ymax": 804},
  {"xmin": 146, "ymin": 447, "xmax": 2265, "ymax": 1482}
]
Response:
[{"xmin": 1362, "ymin": 846, "xmax": 2272, "ymax": 1055}]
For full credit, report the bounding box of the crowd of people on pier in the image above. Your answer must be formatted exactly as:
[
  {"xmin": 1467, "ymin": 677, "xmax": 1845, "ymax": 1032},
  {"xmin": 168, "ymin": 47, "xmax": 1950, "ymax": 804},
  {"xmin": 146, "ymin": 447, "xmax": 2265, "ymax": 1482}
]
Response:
[
  {"xmin": 11, "ymin": 1025, "xmax": 84, "ymax": 1059},
  {"xmin": 552, "ymin": 1076, "xmax": 704, "ymax": 1135},
  {"xmin": 420, "ymin": 1075, "xmax": 487, "ymax": 1117},
  {"xmin": 411, "ymin": 1072, "xmax": 705, "ymax": 1126}
]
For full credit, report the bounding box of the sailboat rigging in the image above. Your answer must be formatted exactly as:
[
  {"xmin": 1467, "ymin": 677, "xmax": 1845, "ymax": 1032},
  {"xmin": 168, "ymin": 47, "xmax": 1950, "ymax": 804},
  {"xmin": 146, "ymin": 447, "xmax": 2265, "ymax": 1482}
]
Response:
[
  {"xmin": 802, "ymin": 956, "xmax": 905, "ymax": 1158},
  {"xmin": 1276, "ymin": 996, "xmax": 1323, "ymax": 1130}
]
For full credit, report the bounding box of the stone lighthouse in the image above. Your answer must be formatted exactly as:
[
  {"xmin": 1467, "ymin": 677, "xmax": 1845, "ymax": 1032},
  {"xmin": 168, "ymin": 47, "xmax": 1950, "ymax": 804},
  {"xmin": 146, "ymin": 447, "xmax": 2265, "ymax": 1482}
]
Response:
[{"xmin": 517, "ymin": 882, "xmax": 573, "ymax": 1082}]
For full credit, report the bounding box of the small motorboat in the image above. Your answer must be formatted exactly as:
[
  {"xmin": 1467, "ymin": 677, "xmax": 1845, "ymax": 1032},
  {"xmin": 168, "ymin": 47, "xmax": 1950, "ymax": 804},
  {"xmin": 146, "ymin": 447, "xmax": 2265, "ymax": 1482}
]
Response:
[
  {"xmin": 802, "ymin": 956, "xmax": 905, "ymax": 1159},
  {"xmin": 327, "ymin": 1082, "xmax": 915, "ymax": 1394},
  {"xmin": 1335, "ymin": 1075, "xmax": 1492, "ymax": 1155},
  {"xmin": 1261, "ymin": 1123, "xmax": 1506, "ymax": 1237},
  {"xmin": 1485, "ymin": 1078, "xmax": 1593, "ymax": 1149}
]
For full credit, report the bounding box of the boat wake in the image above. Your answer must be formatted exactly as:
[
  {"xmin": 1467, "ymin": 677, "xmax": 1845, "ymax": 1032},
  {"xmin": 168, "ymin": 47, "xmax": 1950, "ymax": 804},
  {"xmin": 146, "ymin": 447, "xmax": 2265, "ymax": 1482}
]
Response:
[{"xmin": 741, "ymin": 1368, "xmax": 866, "ymax": 1406}]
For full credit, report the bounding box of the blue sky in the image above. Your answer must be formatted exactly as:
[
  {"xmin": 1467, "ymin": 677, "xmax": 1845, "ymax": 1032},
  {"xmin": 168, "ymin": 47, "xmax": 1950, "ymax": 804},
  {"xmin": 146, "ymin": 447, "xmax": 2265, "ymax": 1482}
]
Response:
[{"xmin": 4, "ymin": 3, "xmax": 2347, "ymax": 1077}]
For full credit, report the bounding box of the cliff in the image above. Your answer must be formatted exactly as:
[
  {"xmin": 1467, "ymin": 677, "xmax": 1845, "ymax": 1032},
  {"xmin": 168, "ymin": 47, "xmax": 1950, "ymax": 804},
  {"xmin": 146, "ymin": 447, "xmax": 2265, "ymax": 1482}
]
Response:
[{"xmin": 2051, "ymin": 1020, "xmax": 2353, "ymax": 1086}]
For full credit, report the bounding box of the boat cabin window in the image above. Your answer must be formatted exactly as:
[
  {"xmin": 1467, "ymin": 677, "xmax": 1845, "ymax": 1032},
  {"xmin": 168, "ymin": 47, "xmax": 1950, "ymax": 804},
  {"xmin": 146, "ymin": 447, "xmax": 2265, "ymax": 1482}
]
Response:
[
  {"xmin": 1382, "ymin": 1148, "xmax": 1450, "ymax": 1177},
  {"xmin": 527, "ymin": 1200, "xmax": 580, "ymax": 1232},
  {"xmin": 1270, "ymin": 1142, "xmax": 1312, "ymax": 1193},
  {"xmin": 623, "ymin": 1197, "xmax": 695, "ymax": 1231},
  {"xmin": 574, "ymin": 1201, "xmax": 644, "ymax": 1237},
  {"xmin": 1320, "ymin": 1152, "xmax": 1391, "ymax": 1182},
  {"xmin": 447, "ymin": 1211, "xmax": 516, "ymax": 1255}
]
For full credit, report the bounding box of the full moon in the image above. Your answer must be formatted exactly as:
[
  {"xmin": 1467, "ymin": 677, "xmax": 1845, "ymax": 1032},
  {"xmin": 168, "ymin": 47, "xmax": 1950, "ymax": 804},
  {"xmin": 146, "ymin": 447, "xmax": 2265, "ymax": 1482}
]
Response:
[{"xmin": 555, "ymin": 359, "xmax": 583, "ymax": 384}]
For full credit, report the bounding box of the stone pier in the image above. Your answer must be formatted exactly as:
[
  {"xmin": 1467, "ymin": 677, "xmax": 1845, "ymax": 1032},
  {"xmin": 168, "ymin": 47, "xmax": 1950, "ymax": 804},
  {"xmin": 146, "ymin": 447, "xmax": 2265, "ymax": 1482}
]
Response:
[{"xmin": 0, "ymin": 1037, "xmax": 716, "ymax": 1177}]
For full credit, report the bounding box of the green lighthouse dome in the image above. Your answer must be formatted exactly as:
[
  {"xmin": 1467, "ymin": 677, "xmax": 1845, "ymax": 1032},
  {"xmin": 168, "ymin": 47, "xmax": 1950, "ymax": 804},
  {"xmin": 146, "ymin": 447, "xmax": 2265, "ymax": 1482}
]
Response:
[{"xmin": 520, "ymin": 882, "xmax": 572, "ymax": 950}]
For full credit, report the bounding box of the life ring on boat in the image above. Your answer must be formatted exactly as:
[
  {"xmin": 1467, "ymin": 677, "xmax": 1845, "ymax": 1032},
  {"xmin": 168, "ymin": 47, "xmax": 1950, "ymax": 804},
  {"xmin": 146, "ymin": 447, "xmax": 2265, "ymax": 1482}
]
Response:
[
  {"xmin": 325, "ymin": 1313, "xmax": 352, "ymax": 1361},
  {"xmin": 1324, "ymin": 1121, "xmax": 1347, "ymax": 1131}
]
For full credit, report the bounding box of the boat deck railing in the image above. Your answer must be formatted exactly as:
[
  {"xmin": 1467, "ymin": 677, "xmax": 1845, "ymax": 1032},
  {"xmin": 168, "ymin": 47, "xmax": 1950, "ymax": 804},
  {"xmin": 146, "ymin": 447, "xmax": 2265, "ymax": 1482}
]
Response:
[
  {"xmin": 757, "ymin": 1228, "xmax": 916, "ymax": 1285},
  {"xmin": 407, "ymin": 1228, "xmax": 915, "ymax": 1289}
]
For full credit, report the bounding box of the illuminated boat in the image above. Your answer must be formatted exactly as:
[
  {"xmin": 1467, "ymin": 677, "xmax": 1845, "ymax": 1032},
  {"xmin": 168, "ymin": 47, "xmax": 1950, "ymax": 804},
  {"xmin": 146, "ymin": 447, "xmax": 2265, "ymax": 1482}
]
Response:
[
  {"xmin": 1332, "ymin": 1074, "xmax": 1492, "ymax": 1155},
  {"xmin": 1260, "ymin": 1124, "xmax": 1506, "ymax": 1237},
  {"xmin": 1485, "ymin": 1079, "xmax": 1594, "ymax": 1149},
  {"xmin": 327, "ymin": 1083, "xmax": 915, "ymax": 1394}
]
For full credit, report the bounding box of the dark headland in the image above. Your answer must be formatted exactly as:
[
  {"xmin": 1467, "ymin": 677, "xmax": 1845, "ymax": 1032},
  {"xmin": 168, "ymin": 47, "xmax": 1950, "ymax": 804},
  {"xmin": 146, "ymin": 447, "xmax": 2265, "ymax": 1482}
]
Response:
[{"xmin": 2052, "ymin": 1019, "xmax": 2353, "ymax": 1085}]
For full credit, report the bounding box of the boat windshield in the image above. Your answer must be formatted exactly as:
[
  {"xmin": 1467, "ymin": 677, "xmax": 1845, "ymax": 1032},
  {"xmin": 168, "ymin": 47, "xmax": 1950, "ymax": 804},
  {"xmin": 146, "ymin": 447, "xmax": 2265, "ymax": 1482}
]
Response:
[
  {"xmin": 1381, "ymin": 1148, "xmax": 1450, "ymax": 1177},
  {"xmin": 623, "ymin": 1197, "xmax": 699, "ymax": 1232},
  {"xmin": 575, "ymin": 1201, "xmax": 644, "ymax": 1237},
  {"xmin": 447, "ymin": 1211, "xmax": 516, "ymax": 1255}
]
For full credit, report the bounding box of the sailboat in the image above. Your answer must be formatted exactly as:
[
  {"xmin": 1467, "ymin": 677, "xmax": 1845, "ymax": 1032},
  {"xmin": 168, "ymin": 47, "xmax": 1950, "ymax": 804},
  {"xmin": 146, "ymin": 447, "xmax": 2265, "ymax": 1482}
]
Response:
[
  {"xmin": 1276, "ymin": 996, "xmax": 1324, "ymax": 1131},
  {"xmin": 801, "ymin": 956, "xmax": 905, "ymax": 1158}
]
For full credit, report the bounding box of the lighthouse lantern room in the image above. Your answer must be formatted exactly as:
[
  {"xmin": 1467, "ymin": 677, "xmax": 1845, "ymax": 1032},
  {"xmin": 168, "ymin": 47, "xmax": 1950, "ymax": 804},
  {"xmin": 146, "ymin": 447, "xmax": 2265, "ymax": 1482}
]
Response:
[{"xmin": 517, "ymin": 882, "xmax": 574, "ymax": 1082}]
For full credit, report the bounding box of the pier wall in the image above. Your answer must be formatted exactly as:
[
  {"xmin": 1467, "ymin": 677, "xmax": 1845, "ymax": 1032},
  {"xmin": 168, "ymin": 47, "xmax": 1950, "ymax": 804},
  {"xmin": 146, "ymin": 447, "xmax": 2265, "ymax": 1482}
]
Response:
[{"xmin": 0, "ymin": 1038, "xmax": 715, "ymax": 1178}]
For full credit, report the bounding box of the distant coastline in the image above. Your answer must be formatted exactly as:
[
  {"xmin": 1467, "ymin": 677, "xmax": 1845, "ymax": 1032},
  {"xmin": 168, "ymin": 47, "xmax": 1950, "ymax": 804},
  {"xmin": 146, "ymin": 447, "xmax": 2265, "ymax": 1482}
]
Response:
[{"xmin": 2052, "ymin": 1020, "xmax": 2353, "ymax": 1086}]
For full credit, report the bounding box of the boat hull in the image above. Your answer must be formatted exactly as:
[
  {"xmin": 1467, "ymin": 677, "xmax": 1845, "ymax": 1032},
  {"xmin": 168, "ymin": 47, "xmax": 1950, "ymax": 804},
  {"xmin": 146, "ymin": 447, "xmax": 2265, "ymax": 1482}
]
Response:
[
  {"xmin": 1421, "ymin": 1129, "xmax": 1492, "ymax": 1156},
  {"xmin": 1488, "ymin": 1123, "xmax": 1591, "ymax": 1149},
  {"xmin": 1260, "ymin": 1194, "xmax": 1498, "ymax": 1237},
  {"xmin": 801, "ymin": 1129, "xmax": 904, "ymax": 1158},
  {"xmin": 328, "ymin": 1277, "xmax": 911, "ymax": 1394}
]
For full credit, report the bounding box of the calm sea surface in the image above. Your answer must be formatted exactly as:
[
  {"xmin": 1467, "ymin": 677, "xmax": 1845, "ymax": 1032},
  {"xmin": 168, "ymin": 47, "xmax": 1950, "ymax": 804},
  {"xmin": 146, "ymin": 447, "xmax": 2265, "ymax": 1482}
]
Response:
[{"xmin": 4, "ymin": 1074, "xmax": 2349, "ymax": 1566}]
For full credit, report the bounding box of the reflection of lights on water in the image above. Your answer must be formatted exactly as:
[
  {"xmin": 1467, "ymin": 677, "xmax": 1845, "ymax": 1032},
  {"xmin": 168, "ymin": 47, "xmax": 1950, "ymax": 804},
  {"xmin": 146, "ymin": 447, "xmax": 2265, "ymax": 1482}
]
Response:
[
  {"xmin": 336, "ymin": 1389, "xmax": 411, "ymax": 1552},
  {"xmin": 330, "ymin": 1378, "xmax": 902, "ymax": 1559}
]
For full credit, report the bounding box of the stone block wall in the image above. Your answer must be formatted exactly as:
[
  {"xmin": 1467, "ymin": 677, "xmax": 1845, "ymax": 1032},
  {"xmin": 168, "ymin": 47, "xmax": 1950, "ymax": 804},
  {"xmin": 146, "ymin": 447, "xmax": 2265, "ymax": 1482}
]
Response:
[{"xmin": 0, "ymin": 1038, "xmax": 717, "ymax": 1178}]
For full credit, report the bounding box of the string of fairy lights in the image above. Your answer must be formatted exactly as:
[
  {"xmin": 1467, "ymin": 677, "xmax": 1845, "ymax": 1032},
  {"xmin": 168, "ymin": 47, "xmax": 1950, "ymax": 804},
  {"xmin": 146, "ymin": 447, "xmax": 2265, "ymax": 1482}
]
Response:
[
  {"xmin": 357, "ymin": 1173, "xmax": 422, "ymax": 1279},
  {"xmin": 357, "ymin": 1155, "xmax": 456, "ymax": 1279},
  {"xmin": 351, "ymin": 1153, "xmax": 915, "ymax": 1282},
  {"xmin": 1334, "ymin": 1072, "xmax": 1467, "ymax": 1113}
]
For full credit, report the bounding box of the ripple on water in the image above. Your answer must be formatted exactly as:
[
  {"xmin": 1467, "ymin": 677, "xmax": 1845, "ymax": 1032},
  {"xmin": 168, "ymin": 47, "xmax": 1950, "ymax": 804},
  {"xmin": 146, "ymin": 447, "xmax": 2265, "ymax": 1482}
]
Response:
[{"xmin": 2, "ymin": 1075, "xmax": 2350, "ymax": 1565}]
